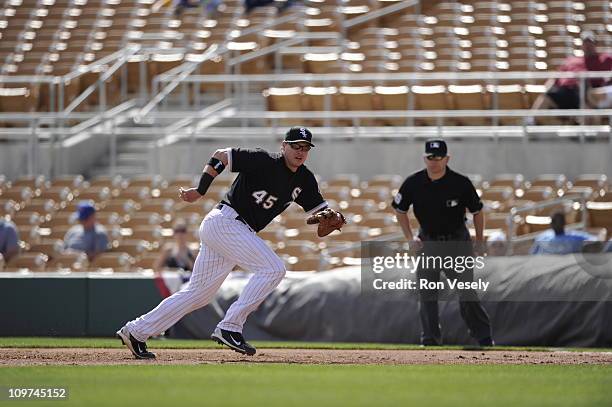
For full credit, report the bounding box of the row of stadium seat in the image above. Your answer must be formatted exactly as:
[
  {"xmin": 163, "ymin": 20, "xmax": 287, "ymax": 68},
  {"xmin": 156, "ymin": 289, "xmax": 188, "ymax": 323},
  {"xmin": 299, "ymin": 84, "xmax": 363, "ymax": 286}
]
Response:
[{"xmin": 1, "ymin": 0, "xmax": 610, "ymax": 113}]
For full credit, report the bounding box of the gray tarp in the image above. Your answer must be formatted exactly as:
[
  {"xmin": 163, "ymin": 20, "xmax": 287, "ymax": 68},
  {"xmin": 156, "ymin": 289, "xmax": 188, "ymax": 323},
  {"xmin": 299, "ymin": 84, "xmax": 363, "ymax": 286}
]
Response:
[{"xmin": 169, "ymin": 254, "xmax": 612, "ymax": 346}]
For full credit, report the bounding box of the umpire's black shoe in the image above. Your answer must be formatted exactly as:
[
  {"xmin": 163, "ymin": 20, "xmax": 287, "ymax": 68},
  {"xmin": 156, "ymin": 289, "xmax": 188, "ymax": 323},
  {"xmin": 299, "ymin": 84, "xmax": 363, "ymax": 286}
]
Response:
[
  {"xmin": 116, "ymin": 326, "xmax": 156, "ymax": 359},
  {"xmin": 420, "ymin": 338, "xmax": 441, "ymax": 347},
  {"xmin": 211, "ymin": 327, "xmax": 256, "ymax": 356},
  {"xmin": 478, "ymin": 337, "xmax": 495, "ymax": 347}
]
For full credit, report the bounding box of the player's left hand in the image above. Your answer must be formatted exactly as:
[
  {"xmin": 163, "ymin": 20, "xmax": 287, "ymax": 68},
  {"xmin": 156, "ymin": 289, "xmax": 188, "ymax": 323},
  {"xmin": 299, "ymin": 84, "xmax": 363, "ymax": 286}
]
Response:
[
  {"xmin": 306, "ymin": 208, "xmax": 347, "ymax": 237},
  {"xmin": 179, "ymin": 187, "xmax": 201, "ymax": 203}
]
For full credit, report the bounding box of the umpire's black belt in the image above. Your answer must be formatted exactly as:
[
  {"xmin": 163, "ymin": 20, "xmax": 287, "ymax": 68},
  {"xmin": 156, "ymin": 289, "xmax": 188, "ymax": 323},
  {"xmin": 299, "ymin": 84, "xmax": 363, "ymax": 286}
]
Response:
[
  {"xmin": 420, "ymin": 228, "xmax": 470, "ymax": 241},
  {"xmin": 216, "ymin": 202, "xmax": 251, "ymax": 228}
]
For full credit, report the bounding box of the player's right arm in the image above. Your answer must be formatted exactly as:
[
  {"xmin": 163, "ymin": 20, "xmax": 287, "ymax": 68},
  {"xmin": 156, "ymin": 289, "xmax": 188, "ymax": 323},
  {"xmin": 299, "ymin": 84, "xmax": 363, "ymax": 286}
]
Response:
[
  {"xmin": 392, "ymin": 179, "xmax": 422, "ymax": 251},
  {"xmin": 179, "ymin": 148, "xmax": 230, "ymax": 203}
]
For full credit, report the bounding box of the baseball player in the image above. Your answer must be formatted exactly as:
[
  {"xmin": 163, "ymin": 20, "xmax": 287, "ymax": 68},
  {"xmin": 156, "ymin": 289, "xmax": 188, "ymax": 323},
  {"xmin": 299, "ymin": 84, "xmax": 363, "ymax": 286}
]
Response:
[{"xmin": 117, "ymin": 127, "xmax": 345, "ymax": 358}]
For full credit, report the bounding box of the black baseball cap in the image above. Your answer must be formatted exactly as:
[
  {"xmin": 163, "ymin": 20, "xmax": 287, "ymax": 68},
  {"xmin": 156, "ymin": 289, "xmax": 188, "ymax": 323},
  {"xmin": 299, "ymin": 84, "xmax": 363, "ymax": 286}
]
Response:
[
  {"xmin": 424, "ymin": 139, "xmax": 448, "ymax": 157},
  {"xmin": 284, "ymin": 127, "xmax": 315, "ymax": 147}
]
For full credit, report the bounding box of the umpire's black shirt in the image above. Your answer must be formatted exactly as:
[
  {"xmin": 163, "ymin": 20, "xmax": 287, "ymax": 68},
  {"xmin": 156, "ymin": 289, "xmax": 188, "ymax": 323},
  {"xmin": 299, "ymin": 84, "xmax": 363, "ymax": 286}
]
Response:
[
  {"xmin": 392, "ymin": 167, "xmax": 483, "ymax": 238},
  {"xmin": 223, "ymin": 148, "xmax": 327, "ymax": 232}
]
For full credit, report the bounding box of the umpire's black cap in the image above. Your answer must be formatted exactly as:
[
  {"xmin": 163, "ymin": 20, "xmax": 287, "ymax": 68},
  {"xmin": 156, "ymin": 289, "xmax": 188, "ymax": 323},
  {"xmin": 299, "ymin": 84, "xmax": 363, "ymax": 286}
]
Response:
[
  {"xmin": 424, "ymin": 139, "xmax": 448, "ymax": 157},
  {"xmin": 285, "ymin": 127, "xmax": 315, "ymax": 147}
]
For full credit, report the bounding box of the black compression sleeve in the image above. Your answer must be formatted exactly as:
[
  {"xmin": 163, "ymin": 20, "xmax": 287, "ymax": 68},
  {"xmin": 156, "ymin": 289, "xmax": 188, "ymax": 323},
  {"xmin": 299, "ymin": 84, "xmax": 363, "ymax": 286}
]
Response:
[
  {"xmin": 208, "ymin": 157, "xmax": 226, "ymax": 174},
  {"xmin": 196, "ymin": 172, "xmax": 215, "ymax": 196}
]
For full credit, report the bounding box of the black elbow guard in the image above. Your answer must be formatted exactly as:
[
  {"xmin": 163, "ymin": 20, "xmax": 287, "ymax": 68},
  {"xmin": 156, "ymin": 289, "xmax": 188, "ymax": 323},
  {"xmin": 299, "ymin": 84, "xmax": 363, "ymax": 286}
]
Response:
[
  {"xmin": 208, "ymin": 157, "xmax": 226, "ymax": 174},
  {"xmin": 196, "ymin": 172, "xmax": 215, "ymax": 196}
]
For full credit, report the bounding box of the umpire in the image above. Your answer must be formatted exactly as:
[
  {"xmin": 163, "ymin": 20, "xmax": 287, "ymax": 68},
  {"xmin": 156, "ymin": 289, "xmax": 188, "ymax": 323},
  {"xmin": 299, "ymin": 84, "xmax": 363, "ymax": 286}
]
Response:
[{"xmin": 392, "ymin": 140, "xmax": 493, "ymax": 346}]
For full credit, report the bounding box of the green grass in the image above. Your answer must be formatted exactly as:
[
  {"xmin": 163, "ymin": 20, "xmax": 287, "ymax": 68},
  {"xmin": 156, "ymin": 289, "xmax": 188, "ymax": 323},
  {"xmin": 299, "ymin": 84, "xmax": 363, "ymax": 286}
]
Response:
[
  {"xmin": 0, "ymin": 364, "xmax": 610, "ymax": 407},
  {"xmin": 1, "ymin": 337, "xmax": 611, "ymax": 352}
]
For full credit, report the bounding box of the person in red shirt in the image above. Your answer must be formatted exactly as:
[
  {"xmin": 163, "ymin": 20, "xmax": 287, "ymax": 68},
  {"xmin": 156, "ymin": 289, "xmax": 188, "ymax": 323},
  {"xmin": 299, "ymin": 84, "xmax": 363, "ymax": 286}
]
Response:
[{"xmin": 531, "ymin": 31, "xmax": 612, "ymax": 112}]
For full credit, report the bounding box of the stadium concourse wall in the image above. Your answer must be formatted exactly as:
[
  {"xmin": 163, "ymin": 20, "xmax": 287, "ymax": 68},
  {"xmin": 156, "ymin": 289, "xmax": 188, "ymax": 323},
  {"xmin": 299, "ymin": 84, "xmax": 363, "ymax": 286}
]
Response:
[
  {"xmin": 1, "ymin": 137, "xmax": 612, "ymax": 180},
  {"xmin": 153, "ymin": 138, "xmax": 612, "ymax": 181},
  {"xmin": 0, "ymin": 133, "xmax": 109, "ymax": 180},
  {"xmin": 1, "ymin": 254, "xmax": 612, "ymax": 346}
]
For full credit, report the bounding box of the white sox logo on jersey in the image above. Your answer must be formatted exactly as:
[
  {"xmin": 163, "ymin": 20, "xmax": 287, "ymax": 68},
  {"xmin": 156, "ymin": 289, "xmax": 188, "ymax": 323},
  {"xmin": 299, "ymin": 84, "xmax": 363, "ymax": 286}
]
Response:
[{"xmin": 292, "ymin": 187, "xmax": 302, "ymax": 201}]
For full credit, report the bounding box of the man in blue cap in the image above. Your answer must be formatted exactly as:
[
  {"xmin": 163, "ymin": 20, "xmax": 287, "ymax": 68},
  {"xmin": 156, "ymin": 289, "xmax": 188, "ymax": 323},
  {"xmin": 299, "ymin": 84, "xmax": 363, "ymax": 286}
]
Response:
[
  {"xmin": 64, "ymin": 202, "xmax": 109, "ymax": 261},
  {"xmin": 0, "ymin": 218, "xmax": 20, "ymax": 262}
]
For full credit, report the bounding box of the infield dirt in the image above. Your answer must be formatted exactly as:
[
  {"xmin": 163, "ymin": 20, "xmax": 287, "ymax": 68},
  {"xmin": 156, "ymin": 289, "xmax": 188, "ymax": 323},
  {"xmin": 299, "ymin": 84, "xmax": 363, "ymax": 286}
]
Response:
[{"xmin": 2, "ymin": 348, "xmax": 611, "ymax": 366}]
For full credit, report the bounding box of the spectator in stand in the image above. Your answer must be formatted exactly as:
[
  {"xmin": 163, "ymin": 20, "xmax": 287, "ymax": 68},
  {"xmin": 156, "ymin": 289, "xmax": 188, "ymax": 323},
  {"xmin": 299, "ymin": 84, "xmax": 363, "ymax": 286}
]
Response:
[
  {"xmin": 244, "ymin": 0, "xmax": 298, "ymax": 14},
  {"xmin": 64, "ymin": 202, "xmax": 109, "ymax": 261},
  {"xmin": 174, "ymin": 0, "xmax": 221, "ymax": 16},
  {"xmin": 531, "ymin": 31, "xmax": 612, "ymax": 118},
  {"xmin": 487, "ymin": 230, "xmax": 507, "ymax": 257},
  {"xmin": 154, "ymin": 218, "xmax": 196, "ymax": 273},
  {"xmin": 529, "ymin": 212, "xmax": 598, "ymax": 255},
  {"xmin": 0, "ymin": 218, "xmax": 20, "ymax": 262}
]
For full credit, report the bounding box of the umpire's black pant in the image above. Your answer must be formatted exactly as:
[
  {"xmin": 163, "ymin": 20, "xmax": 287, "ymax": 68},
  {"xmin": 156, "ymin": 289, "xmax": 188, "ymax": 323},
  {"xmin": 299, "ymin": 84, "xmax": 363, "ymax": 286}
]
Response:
[{"xmin": 416, "ymin": 230, "xmax": 492, "ymax": 345}]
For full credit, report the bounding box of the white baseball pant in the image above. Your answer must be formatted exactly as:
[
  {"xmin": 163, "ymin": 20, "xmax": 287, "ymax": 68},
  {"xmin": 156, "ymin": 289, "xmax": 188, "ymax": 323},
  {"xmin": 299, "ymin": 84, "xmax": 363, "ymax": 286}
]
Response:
[{"xmin": 126, "ymin": 204, "xmax": 286, "ymax": 341}]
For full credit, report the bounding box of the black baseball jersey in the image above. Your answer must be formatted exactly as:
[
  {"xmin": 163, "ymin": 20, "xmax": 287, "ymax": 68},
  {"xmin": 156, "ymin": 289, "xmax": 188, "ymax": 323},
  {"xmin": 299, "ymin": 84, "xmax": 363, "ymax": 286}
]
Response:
[
  {"xmin": 392, "ymin": 167, "xmax": 483, "ymax": 237},
  {"xmin": 223, "ymin": 148, "xmax": 327, "ymax": 232}
]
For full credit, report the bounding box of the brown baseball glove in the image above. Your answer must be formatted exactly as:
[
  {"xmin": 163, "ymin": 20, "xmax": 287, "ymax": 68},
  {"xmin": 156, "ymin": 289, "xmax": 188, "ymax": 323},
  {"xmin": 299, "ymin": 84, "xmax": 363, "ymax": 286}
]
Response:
[{"xmin": 306, "ymin": 208, "xmax": 347, "ymax": 237}]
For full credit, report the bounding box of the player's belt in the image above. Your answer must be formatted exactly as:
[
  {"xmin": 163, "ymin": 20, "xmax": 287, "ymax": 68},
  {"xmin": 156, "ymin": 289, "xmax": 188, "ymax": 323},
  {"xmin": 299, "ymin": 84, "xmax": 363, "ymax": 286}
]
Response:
[
  {"xmin": 420, "ymin": 228, "xmax": 470, "ymax": 241},
  {"xmin": 216, "ymin": 202, "xmax": 251, "ymax": 229}
]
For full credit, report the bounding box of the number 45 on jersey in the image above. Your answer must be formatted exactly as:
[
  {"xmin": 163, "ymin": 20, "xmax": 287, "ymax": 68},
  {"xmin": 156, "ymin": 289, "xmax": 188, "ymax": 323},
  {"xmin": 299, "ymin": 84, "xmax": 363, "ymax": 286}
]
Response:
[{"xmin": 252, "ymin": 190, "xmax": 277, "ymax": 209}]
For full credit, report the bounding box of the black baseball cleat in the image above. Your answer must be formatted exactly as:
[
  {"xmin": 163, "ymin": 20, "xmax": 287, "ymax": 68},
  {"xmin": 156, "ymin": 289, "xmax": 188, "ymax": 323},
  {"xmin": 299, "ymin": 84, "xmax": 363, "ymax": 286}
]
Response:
[
  {"xmin": 116, "ymin": 326, "xmax": 156, "ymax": 359},
  {"xmin": 211, "ymin": 327, "xmax": 256, "ymax": 356}
]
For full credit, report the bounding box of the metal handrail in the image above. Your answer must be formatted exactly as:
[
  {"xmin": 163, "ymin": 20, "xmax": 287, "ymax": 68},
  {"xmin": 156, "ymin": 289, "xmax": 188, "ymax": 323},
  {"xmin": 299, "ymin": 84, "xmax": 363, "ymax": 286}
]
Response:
[
  {"xmin": 136, "ymin": 44, "xmax": 222, "ymax": 120},
  {"xmin": 228, "ymin": 32, "xmax": 342, "ymax": 67},
  {"xmin": 343, "ymin": 0, "xmax": 419, "ymax": 29},
  {"xmin": 0, "ymin": 76, "xmax": 56, "ymax": 83},
  {"xmin": 61, "ymin": 45, "xmax": 141, "ymax": 83},
  {"xmin": 211, "ymin": 108, "xmax": 612, "ymax": 119},
  {"xmin": 172, "ymin": 70, "xmax": 612, "ymax": 84},
  {"xmin": 63, "ymin": 48, "xmax": 140, "ymax": 114}
]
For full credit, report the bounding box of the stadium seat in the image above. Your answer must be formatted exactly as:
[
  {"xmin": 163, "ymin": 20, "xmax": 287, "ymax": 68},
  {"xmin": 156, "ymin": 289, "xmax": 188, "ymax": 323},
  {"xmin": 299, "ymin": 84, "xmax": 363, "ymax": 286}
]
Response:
[
  {"xmin": 586, "ymin": 201, "xmax": 612, "ymax": 239},
  {"xmin": 111, "ymin": 239, "xmax": 152, "ymax": 259},
  {"xmin": 5, "ymin": 252, "xmax": 48, "ymax": 272},
  {"xmin": 530, "ymin": 174, "xmax": 569, "ymax": 194},
  {"xmin": 127, "ymin": 174, "xmax": 166, "ymax": 189},
  {"xmin": 26, "ymin": 238, "xmax": 64, "ymax": 256},
  {"xmin": 264, "ymin": 87, "xmax": 303, "ymax": 126},
  {"xmin": 519, "ymin": 186, "xmax": 556, "ymax": 202},
  {"xmin": 10, "ymin": 211, "xmax": 43, "ymax": 227},
  {"xmin": 276, "ymin": 240, "xmax": 319, "ymax": 257},
  {"xmin": 485, "ymin": 84, "xmax": 528, "ymax": 124},
  {"xmin": 138, "ymin": 199, "xmax": 175, "ymax": 216},
  {"xmin": 365, "ymin": 174, "xmax": 403, "ymax": 189},
  {"xmin": 358, "ymin": 213, "xmax": 396, "ymax": 228},
  {"xmin": 488, "ymin": 174, "xmax": 526, "ymax": 189},
  {"xmin": 411, "ymin": 85, "xmax": 449, "ymax": 125},
  {"xmin": 51, "ymin": 175, "xmax": 85, "ymax": 190},
  {"xmin": 573, "ymin": 174, "xmax": 608, "ymax": 192},
  {"xmin": 302, "ymin": 86, "xmax": 339, "ymax": 127},
  {"xmin": 285, "ymin": 254, "xmax": 330, "ymax": 272},
  {"xmin": 88, "ymin": 252, "xmax": 134, "ymax": 272},
  {"xmin": 323, "ymin": 174, "xmax": 360, "ymax": 189},
  {"xmin": 46, "ymin": 252, "xmax": 88, "ymax": 271},
  {"xmin": 134, "ymin": 252, "xmax": 161, "ymax": 271},
  {"xmin": 122, "ymin": 212, "xmax": 163, "ymax": 229},
  {"xmin": 448, "ymin": 84, "xmax": 490, "ymax": 125},
  {"xmin": 358, "ymin": 186, "xmax": 391, "ymax": 202}
]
